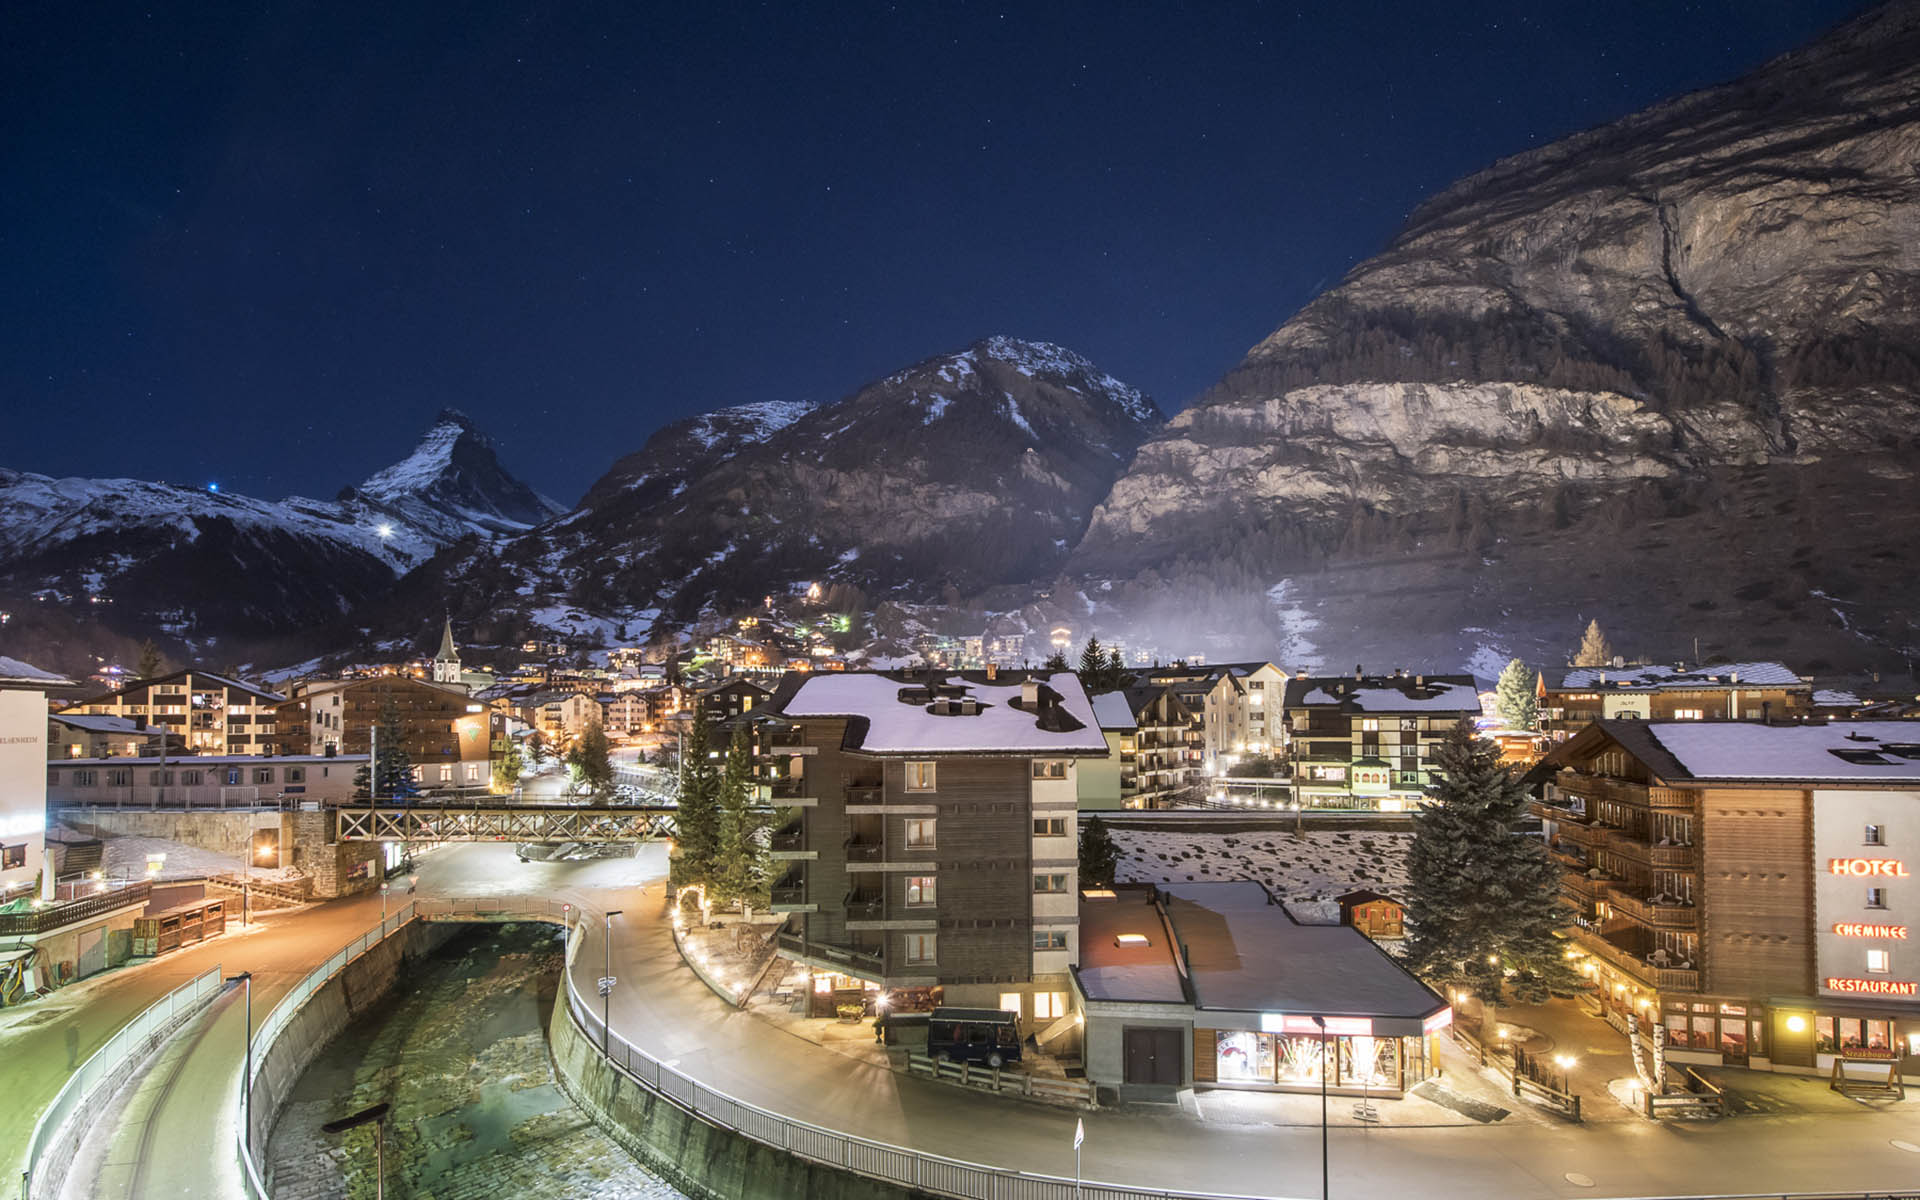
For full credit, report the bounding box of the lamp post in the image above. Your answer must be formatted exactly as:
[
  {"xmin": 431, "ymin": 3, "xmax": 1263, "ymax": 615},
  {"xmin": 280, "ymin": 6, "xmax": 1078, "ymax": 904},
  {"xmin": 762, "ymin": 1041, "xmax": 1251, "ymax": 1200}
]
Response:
[
  {"xmin": 321, "ymin": 1101, "xmax": 391, "ymax": 1200},
  {"xmin": 1311, "ymin": 1014, "xmax": 1328, "ymax": 1200},
  {"xmin": 601, "ymin": 909, "xmax": 624, "ymax": 1053}
]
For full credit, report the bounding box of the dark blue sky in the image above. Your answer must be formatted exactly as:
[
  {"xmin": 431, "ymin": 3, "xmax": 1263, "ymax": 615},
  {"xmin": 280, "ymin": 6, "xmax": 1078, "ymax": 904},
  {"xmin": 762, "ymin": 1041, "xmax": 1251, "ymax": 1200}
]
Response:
[{"xmin": 3, "ymin": 1, "xmax": 1868, "ymax": 503}]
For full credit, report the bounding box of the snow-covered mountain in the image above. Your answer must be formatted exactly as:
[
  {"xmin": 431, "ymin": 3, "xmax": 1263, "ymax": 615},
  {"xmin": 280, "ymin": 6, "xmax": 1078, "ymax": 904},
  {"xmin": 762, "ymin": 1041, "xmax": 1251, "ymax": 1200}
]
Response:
[{"xmin": 0, "ymin": 412, "xmax": 556, "ymax": 646}]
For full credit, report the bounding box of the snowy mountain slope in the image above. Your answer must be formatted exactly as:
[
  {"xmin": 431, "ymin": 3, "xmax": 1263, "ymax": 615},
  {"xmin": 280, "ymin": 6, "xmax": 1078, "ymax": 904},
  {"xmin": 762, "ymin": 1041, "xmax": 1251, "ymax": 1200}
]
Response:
[
  {"xmin": 572, "ymin": 398, "xmax": 818, "ymax": 514},
  {"xmin": 349, "ymin": 408, "xmax": 563, "ymax": 538}
]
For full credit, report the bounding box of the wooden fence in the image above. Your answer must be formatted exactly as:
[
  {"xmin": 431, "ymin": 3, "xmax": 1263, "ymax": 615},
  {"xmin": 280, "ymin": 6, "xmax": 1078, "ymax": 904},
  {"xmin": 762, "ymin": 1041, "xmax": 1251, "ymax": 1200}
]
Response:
[{"xmin": 905, "ymin": 1051, "xmax": 1095, "ymax": 1107}]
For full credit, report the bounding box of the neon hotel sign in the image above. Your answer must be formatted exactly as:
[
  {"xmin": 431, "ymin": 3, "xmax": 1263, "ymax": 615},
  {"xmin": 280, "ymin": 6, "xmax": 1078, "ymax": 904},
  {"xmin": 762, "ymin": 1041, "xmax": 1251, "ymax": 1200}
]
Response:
[{"xmin": 1828, "ymin": 858, "xmax": 1910, "ymax": 877}]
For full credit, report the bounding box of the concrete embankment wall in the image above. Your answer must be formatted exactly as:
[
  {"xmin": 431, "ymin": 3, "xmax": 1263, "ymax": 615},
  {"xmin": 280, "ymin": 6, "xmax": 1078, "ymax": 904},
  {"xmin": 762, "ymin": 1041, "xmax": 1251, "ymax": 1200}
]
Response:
[
  {"xmin": 248, "ymin": 919, "xmax": 459, "ymax": 1163},
  {"xmin": 547, "ymin": 994, "xmax": 928, "ymax": 1200}
]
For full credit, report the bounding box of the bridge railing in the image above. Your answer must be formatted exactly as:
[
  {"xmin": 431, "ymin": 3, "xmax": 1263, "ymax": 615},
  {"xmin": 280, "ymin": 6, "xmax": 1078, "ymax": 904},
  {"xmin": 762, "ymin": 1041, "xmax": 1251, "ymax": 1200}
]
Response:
[{"xmin": 23, "ymin": 964, "xmax": 224, "ymax": 1200}]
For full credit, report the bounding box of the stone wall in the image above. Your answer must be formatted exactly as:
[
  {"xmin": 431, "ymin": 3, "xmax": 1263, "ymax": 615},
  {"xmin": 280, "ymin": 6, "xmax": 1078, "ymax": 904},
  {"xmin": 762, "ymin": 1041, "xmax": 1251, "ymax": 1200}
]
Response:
[
  {"xmin": 287, "ymin": 810, "xmax": 382, "ymax": 899},
  {"xmin": 55, "ymin": 808, "xmax": 285, "ymax": 857},
  {"xmin": 547, "ymin": 992, "xmax": 929, "ymax": 1200}
]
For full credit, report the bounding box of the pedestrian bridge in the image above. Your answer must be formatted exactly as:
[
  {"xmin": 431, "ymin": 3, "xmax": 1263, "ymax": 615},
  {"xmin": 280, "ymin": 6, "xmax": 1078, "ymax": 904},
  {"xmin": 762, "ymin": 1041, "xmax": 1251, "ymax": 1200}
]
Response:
[{"xmin": 334, "ymin": 802, "xmax": 679, "ymax": 843}]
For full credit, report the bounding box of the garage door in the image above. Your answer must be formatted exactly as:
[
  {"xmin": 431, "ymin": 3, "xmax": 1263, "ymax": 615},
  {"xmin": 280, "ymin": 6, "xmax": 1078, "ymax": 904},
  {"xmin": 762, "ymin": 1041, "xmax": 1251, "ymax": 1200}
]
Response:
[
  {"xmin": 76, "ymin": 926, "xmax": 107, "ymax": 979},
  {"xmin": 1123, "ymin": 1026, "xmax": 1183, "ymax": 1086}
]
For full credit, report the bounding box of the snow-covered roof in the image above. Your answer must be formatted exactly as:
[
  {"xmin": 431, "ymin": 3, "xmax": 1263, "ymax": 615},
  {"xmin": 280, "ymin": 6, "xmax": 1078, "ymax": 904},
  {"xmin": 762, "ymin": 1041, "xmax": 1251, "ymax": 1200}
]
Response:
[
  {"xmin": 1077, "ymin": 889, "xmax": 1186, "ymax": 1004},
  {"xmin": 1090, "ymin": 691, "xmax": 1138, "ymax": 732},
  {"xmin": 1289, "ymin": 674, "xmax": 1480, "ymax": 714},
  {"xmin": 1557, "ymin": 661, "xmax": 1803, "ymax": 690},
  {"xmin": 775, "ymin": 671, "xmax": 1109, "ymax": 755},
  {"xmin": 0, "ymin": 656, "xmax": 73, "ymax": 687},
  {"xmin": 1646, "ymin": 721, "xmax": 1920, "ymax": 783},
  {"xmin": 1161, "ymin": 882, "xmax": 1446, "ymax": 1022},
  {"xmin": 1813, "ymin": 689, "xmax": 1864, "ymax": 708},
  {"xmin": 50, "ymin": 713, "xmax": 148, "ymax": 734}
]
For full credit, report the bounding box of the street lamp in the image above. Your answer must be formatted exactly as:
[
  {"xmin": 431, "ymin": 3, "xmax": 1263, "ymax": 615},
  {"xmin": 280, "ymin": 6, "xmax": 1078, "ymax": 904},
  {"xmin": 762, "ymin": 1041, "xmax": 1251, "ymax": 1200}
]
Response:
[
  {"xmin": 601, "ymin": 909, "xmax": 624, "ymax": 1054},
  {"xmin": 321, "ymin": 1101, "xmax": 391, "ymax": 1200},
  {"xmin": 1311, "ymin": 1014, "xmax": 1329, "ymax": 1200}
]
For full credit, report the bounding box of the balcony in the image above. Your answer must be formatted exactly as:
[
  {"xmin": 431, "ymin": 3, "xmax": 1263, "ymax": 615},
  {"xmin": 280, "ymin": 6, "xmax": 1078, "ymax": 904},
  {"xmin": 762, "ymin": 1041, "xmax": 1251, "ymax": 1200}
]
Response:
[
  {"xmin": 845, "ymin": 839, "xmax": 883, "ymax": 864},
  {"xmin": 775, "ymin": 933, "xmax": 882, "ymax": 976},
  {"xmin": 1608, "ymin": 887, "xmax": 1698, "ymax": 930},
  {"xmin": 1647, "ymin": 787, "xmax": 1693, "ymax": 809},
  {"xmin": 0, "ymin": 882, "xmax": 152, "ymax": 936},
  {"xmin": 845, "ymin": 784, "xmax": 884, "ymax": 806},
  {"xmin": 762, "ymin": 778, "xmax": 817, "ymax": 806},
  {"xmin": 1559, "ymin": 871, "xmax": 1611, "ymax": 902},
  {"xmin": 845, "ymin": 892, "xmax": 884, "ymax": 920},
  {"xmin": 1580, "ymin": 926, "xmax": 1700, "ymax": 993},
  {"xmin": 771, "ymin": 826, "xmax": 804, "ymax": 852},
  {"xmin": 770, "ymin": 879, "xmax": 808, "ymax": 909}
]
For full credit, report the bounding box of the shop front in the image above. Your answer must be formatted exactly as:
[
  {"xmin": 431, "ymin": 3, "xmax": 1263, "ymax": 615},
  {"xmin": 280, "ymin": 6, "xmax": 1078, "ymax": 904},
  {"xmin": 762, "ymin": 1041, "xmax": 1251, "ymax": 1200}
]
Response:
[
  {"xmin": 1199, "ymin": 1016, "xmax": 1439, "ymax": 1096},
  {"xmin": 1766, "ymin": 998, "xmax": 1920, "ymax": 1082}
]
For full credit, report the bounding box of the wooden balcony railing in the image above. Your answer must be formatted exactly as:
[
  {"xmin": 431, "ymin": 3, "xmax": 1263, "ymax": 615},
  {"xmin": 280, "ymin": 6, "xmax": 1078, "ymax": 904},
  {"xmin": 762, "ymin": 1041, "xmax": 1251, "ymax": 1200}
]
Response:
[
  {"xmin": 0, "ymin": 881, "xmax": 151, "ymax": 935},
  {"xmin": 1609, "ymin": 888, "xmax": 1699, "ymax": 930}
]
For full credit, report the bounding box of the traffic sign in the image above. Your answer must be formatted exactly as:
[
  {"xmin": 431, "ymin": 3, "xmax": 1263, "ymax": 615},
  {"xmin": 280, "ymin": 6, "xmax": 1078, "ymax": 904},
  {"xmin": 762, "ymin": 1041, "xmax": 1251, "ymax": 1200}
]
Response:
[{"xmin": 598, "ymin": 976, "xmax": 617, "ymax": 996}]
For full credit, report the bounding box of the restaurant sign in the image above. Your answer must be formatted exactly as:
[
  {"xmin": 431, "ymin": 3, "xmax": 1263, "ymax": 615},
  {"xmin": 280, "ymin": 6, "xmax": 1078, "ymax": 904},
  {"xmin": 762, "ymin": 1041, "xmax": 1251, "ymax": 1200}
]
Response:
[{"xmin": 1824, "ymin": 977, "xmax": 1918, "ymax": 996}]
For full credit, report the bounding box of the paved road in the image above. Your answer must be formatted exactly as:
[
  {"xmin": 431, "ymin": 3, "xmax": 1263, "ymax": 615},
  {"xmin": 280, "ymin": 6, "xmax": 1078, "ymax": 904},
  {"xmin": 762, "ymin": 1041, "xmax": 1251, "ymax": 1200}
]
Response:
[{"xmin": 569, "ymin": 874, "xmax": 1920, "ymax": 1200}]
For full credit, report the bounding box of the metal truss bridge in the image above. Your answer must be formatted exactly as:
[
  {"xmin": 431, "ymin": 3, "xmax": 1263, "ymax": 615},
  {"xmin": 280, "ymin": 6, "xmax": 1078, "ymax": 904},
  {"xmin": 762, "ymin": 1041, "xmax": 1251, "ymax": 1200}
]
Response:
[{"xmin": 334, "ymin": 802, "xmax": 680, "ymax": 844}]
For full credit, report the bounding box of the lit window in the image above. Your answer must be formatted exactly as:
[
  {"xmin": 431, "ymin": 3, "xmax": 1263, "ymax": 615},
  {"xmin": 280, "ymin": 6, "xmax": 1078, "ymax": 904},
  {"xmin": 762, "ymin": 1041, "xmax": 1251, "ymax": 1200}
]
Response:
[
  {"xmin": 903, "ymin": 818, "xmax": 936, "ymax": 849},
  {"xmin": 1361, "ymin": 718, "xmax": 1379, "ymax": 732},
  {"xmin": 1868, "ymin": 949, "xmax": 1892, "ymax": 974},
  {"xmin": 999, "ymin": 992, "xmax": 1022, "ymax": 1015},
  {"xmin": 1032, "ymin": 760, "xmax": 1069, "ymax": 780},
  {"xmin": 1034, "ymin": 991, "xmax": 1067, "ymax": 1020},
  {"xmin": 904, "ymin": 761, "xmax": 936, "ymax": 792},
  {"xmin": 905, "ymin": 875, "xmax": 936, "ymax": 906},
  {"xmin": 1114, "ymin": 933, "xmax": 1149, "ymax": 947}
]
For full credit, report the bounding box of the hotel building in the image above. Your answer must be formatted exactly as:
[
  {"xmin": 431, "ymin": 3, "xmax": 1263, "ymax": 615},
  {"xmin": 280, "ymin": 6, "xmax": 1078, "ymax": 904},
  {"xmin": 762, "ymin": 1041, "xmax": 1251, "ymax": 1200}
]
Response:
[{"xmin": 1534, "ymin": 719, "xmax": 1920, "ymax": 1080}]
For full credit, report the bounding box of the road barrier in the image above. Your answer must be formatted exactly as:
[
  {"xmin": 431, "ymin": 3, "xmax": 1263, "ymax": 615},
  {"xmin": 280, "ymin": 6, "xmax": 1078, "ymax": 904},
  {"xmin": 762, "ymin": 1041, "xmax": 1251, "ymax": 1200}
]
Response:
[
  {"xmin": 21, "ymin": 965, "xmax": 224, "ymax": 1200},
  {"xmin": 904, "ymin": 1051, "xmax": 1096, "ymax": 1107}
]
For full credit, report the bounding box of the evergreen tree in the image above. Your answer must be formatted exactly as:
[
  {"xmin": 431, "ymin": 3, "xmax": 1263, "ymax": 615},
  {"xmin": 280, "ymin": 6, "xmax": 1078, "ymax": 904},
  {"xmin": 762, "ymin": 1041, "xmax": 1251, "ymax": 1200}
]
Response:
[
  {"xmin": 1077, "ymin": 637, "xmax": 1106, "ymax": 681},
  {"xmin": 1079, "ymin": 815, "xmax": 1120, "ymax": 886},
  {"xmin": 491, "ymin": 742, "xmax": 525, "ymax": 794},
  {"xmin": 1494, "ymin": 659, "xmax": 1539, "ymax": 731},
  {"xmin": 354, "ymin": 699, "xmax": 420, "ymax": 801},
  {"xmin": 1104, "ymin": 648, "xmax": 1125, "ymax": 685},
  {"xmin": 675, "ymin": 707, "xmax": 722, "ymax": 885},
  {"xmin": 1042, "ymin": 649, "xmax": 1070, "ymax": 673},
  {"xmin": 1403, "ymin": 721, "xmax": 1578, "ymax": 1030},
  {"xmin": 567, "ymin": 720, "xmax": 615, "ymax": 798},
  {"xmin": 714, "ymin": 726, "xmax": 770, "ymax": 911},
  {"xmin": 527, "ymin": 729, "xmax": 550, "ymax": 767},
  {"xmin": 136, "ymin": 638, "xmax": 164, "ymax": 681},
  {"xmin": 1574, "ymin": 619, "xmax": 1614, "ymax": 668}
]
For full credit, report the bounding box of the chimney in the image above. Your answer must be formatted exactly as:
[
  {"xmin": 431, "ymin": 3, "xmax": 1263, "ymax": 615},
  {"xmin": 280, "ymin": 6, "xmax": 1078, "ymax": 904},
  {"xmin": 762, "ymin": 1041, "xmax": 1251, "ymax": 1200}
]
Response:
[
  {"xmin": 985, "ymin": 662, "xmax": 999, "ymax": 681},
  {"xmin": 1730, "ymin": 671, "xmax": 1739, "ymax": 684},
  {"xmin": 1022, "ymin": 680, "xmax": 1041, "ymax": 708},
  {"xmin": 1354, "ymin": 664, "xmax": 1363, "ymax": 681},
  {"xmin": 1415, "ymin": 675, "xmax": 1425, "ymax": 688},
  {"xmin": 1295, "ymin": 668, "xmax": 1307, "ymax": 680}
]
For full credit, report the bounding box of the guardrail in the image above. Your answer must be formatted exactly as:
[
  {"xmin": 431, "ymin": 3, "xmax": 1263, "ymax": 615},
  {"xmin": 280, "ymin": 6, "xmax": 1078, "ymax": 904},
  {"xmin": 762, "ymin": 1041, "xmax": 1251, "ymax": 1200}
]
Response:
[
  {"xmin": 904, "ymin": 1051, "xmax": 1095, "ymax": 1107},
  {"xmin": 22, "ymin": 964, "xmax": 224, "ymax": 1200},
  {"xmin": 0, "ymin": 881, "xmax": 152, "ymax": 936},
  {"xmin": 236, "ymin": 903, "xmax": 419, "ymax": 1199}
]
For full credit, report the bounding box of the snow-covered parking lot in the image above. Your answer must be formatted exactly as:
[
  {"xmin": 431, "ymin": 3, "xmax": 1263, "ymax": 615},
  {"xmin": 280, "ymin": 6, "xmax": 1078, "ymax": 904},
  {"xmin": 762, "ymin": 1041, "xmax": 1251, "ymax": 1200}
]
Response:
[{"xmin": 1110, "ymin": 825, "xmax": 1411, "ymax": 913}]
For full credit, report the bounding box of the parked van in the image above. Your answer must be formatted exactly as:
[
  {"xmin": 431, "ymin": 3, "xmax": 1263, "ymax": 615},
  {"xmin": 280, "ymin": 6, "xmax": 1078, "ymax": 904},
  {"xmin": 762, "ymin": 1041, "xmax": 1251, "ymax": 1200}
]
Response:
[{"xmin": 928, "ymin": 1007, "xmax": 1022, "ymax": 1068}]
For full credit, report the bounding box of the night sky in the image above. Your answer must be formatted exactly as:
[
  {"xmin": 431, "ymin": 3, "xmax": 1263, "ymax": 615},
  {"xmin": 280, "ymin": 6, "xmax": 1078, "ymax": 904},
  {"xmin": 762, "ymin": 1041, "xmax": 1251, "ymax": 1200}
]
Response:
[{"xmin": 4, "ymin": 1, "xmax": 1868, "ymax": 504}]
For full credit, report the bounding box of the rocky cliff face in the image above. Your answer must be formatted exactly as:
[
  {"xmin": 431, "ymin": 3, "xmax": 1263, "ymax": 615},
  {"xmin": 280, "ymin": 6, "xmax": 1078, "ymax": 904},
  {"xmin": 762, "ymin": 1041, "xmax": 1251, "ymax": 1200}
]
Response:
[{"xmin": 1079, "ymin": 2, "xmax": 1920, "ymax": 671}]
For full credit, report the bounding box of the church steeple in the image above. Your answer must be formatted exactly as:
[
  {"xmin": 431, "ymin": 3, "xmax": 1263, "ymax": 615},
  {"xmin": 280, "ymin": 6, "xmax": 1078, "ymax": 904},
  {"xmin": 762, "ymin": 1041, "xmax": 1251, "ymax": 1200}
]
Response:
[{"xmin": 431, "ymin": 616, "xmax": 462, "ymax": 685}]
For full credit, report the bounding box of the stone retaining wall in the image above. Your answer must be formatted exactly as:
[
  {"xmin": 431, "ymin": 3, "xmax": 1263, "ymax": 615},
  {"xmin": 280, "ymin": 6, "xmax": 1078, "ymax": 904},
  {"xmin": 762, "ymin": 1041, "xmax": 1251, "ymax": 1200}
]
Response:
[
  {"xmin": 248, "ymin": 919, "xmax": 459, "ymax": 1164},
  {"xmin": 546, "ymin": 990, "xmax": 928, "ymax": 1200}
]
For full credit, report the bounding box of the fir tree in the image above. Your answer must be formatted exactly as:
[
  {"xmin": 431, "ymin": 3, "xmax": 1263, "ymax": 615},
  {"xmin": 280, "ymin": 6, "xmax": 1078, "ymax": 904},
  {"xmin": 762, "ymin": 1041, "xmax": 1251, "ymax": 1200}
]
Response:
[
  {"xmin": 1494, "ymin": 659, "xmax": 1539, "ymax": 731},
  {"xmin": 136, "ymin": 638, "xmax": 164, "ymax": 681},
  {"xmin": 1079, "ymin": 814, "xmax": 1119, "ymax": 886},
  {"xmin": 675, "ymin": 706, "xmax": 722, "ymax": 885},
  {"xmin": 1042, "ymin": 649, "xmax": 1070, "ymax": 673},
  {"xmin": 491, "ymin": 742, "xmax": 525, "ymax": 794},
  {"xmin": 1077, "ymin": 637, "xmax": 1106, "ymax": 681},
  {"xmin": 1403, "ymin": 720, "xmax": 1578, "ymax": 1031},
  {"xmin": 526, "ymin": 729, "xmax": 550, "ymax": 767},
  {"xmin": 567, "ymin": 720, "xmax": 615, "ymax": 798},
  {"xmin": 1104, "ymin": 648, "xmax": 1125, "ymax": 685},
  {"xmin": 1574, "ymin": 619, "xmax": 1614, "ymax": 668},
  {"xmin": 714, "ymin": 726, "xmax": 770, "ymax": 912},
  {"xmin": 354, "ymin": 699, "xmax": 421, "ymax": 801}
]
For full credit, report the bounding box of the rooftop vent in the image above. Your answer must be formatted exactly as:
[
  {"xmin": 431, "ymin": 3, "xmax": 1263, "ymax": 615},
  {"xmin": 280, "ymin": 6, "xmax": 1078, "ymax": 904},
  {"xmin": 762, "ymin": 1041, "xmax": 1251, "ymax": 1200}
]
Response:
[{"xmin": 1114, "ymin": 933, "xmax": 1150, "ymax": 947}]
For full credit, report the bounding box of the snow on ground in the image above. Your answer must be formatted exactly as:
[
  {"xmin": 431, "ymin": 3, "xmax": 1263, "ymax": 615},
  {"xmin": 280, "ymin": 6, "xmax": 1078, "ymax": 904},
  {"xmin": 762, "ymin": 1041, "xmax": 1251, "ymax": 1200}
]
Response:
[
  {"xmin": 1112, "ymin": 828, "xmax": 1411, "ymax": 910},
  {"xmin": 54, "ymin": 825, "xmax": 306, "ymax": 884}
]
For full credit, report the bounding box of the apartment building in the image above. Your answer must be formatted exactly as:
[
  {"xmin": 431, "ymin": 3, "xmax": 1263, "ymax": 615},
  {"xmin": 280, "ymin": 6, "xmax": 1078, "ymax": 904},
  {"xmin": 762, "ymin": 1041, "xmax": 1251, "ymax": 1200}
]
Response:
[
  {"xmin": 1119, "ymin": 684, "xmax": 1204, "ymax": 808},
  {"xmin": 66, "ymin": 669, "xmax": 284, "ymax": 756},
  {"xmin": 47, "ymin": 754, "xmax": 368, "ymax": 809},
  {"xmin": 761, "ymin": 670, "xmax": 1107, "ymax": 1027},
  {"xmin": 1542, "ymin": 661, "xmax": 1811, "ymax": 736},
  {"xmin": 1141, "ymin": 661, "xmax": 1287, "ymax": 770},
  {"xmin": 276, "ymin": 676, "xmax": 494, "ymax": 788},
  {"xmin": 3, "ymin": 657, "xmax": 74, "ymax": 901},
  {"xmin": 1279, "ymin": 668, "xmax": 1481, "ymax": 812},
  {"xmin": 1533, "ymin": 719, "xmax": 1920, "ymax": 1081}
]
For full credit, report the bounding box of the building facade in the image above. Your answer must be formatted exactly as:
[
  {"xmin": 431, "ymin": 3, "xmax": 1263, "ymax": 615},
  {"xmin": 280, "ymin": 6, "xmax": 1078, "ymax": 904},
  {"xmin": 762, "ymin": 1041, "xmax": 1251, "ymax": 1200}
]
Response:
[
  {"xmin": 762, "ymin": 670, "xmax": 1106, "ymax": 1027},
  {"xmin": 47, "ymin": 754, "xmax": 369, "ymax": 809},
  {"xmin": 1542, "ymin": 661, "xmax": 1811, "ymax": 736},
  {"xmin": 67, "ymin": 669, "xmax": 284, "ymax": 756},
  {"xmin": 1534, "ymin": 719, "xmax": 1920, "ymax": 1081},
  {"xmin": 3, "ymin": 658, "xmax": 74, "ymax": 900},
  {"xmin": 1120, "ymin": 684, "xmax": 1203, "ymax": 808},
  {"xmin": 1141, "ymin": 661, "xmax": 1287, "ymax": 771},
  {"xmin": 1280, "ymin": 669, "xmax": 1481, "ymax": 811},
  {"xmin": 277, "ymin": 676, "xmax": 493, "ymax": 787}
]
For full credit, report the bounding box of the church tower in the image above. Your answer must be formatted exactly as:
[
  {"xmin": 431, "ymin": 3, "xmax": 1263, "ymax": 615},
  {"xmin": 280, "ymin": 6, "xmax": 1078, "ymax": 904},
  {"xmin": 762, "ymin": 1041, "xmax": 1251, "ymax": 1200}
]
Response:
[{"xmin": 431, "ymin": 616, "xmax": 463, "ymax": 686}]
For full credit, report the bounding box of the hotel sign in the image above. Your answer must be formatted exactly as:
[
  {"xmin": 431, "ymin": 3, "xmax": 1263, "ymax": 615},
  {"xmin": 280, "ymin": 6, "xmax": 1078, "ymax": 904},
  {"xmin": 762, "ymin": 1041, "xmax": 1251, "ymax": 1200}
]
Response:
[
  {"xmin": 1824, "ymin": 977, "xmax": 1918, "ymax": 996},
  {"xmin": 1828, "ymin": 858, "xmax": 1910, "ymax": 877},
  {"xmin": 1833, "ymin": 923, "xmax": 1910, "ymax": 939}
]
